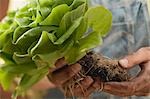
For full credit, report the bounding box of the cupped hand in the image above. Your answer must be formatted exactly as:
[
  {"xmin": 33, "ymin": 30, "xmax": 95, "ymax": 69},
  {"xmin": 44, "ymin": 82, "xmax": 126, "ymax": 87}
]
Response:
[
  {"xmin": 103, "ymin": 47, "xmax": 150, "ymax": 96},
  {"xmin": 48, "ymin": 58, "xmax": 101, "ymax": 97}
]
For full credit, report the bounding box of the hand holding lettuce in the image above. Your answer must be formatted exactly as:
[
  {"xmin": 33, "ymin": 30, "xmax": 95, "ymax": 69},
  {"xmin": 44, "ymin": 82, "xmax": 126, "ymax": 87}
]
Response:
[{"xmin": 0, "ymin": 0, "xmax": 112, "ymax": 98}]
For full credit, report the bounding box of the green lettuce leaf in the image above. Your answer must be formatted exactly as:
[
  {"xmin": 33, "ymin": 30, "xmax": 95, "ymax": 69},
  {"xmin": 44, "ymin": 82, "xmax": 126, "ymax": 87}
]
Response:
[
  {"xmin": 40, "ymin": 4, "xmax": 70, "ymax": 26},
  {"xmin": 57, "ymin": 3, "xmax": 87, "ymax": 38},
  {"xmin": 0, "ymin": 0, "xmax": 112, "ymax": 98},
  {"xmin": 85, "ymin": 6, "xmax": 112, "ymax": 36},
  {"xmin": 14, "ymin": 26, "xmax": 57, "ymax": 51},
  {"xmin": 54, "ymin": 17, "xmax": 82, "ymax": 44},
  {"xmin": 0, "ymin": 70, "xmax": 15, "ymax": 90},
  {"xmin": 30, "ymin": 31, "xmax": 58, "ymax": 55}
]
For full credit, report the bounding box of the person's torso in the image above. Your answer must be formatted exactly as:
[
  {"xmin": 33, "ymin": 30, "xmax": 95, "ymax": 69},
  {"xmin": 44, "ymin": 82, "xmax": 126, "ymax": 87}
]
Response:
[
  {"xmin": 92, "ymin": 0, "xmax": 150, "ymax": 58},
  {"xmin": 91, "ymin": 0, "xmax": 150, "ymax": 99}
]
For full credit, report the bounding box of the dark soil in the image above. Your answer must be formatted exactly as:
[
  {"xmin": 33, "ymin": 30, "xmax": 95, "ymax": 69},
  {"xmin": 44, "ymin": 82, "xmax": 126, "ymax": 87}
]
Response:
[{"xmin": 78, "ymin": 52, "xmax": 129, "ymax": 82}]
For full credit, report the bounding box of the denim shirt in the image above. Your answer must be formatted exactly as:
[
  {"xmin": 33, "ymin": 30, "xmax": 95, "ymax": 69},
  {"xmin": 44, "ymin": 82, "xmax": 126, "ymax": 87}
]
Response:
[
  {"xmin": 92, "ymin": 0, "xmax": 150, "ymax": 58},
  {"xmin": 90, "ymin": 0, "xmax": 150, "ymax": 99}
]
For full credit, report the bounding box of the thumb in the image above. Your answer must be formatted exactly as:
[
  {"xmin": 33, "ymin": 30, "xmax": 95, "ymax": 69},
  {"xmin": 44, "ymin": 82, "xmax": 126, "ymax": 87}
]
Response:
[{"xmin": 119, "ymin": 47, "xmax": 150, "ymax": 68}]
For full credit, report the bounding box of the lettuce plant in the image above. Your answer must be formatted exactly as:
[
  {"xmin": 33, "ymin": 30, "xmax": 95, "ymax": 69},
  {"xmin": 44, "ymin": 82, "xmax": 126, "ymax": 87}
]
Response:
[{"xmin": 0, "ymin": 0, "xmax": 112, "ymax": 98}]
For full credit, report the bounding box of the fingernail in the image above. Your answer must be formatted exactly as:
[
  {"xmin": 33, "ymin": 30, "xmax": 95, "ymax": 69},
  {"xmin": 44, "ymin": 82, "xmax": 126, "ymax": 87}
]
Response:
[{"xmin": 119, "ymin": 59, "xmax": 128, "ymax": 68}]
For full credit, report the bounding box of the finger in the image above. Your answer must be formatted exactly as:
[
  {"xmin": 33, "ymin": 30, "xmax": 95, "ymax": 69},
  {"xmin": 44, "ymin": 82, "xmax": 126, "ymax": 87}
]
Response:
[
  {"xmin": 49, "ymin": 63, "xmax": 81, "ymax": 86},
  {"xmin": 119, "ymin": 47, "xmax": 150, "ymax": 68},
  {"xmin": 83, "ymin": 78, "xmax": 103, "ymax": 97},
  {"xmin": 104, "ymin": 89, "xmax": 130, "ymax": 97},
  {"xmin": 140, "ymin": 61, "xmax": 150, "ymax": 70},
  {"xmin": 135, "ymin": 88, "xmax": 150, "ymax": 96},
  {"xmin": 134, "ymin": 79, "xmax": 150, "ymax": 95},
  {"xmin": 135, "ymin": 92, "xmax": 150, "ymax": 96},
  {"xmin": 104, "ymin": 66, "xmax": 150, "ymax": 97},
  {"xmin": 104, "ymin": 81, "xmax": 136, "ymax": 96},
  {"xmin": 77, "ymin": 76, "xmax": 94, "ymax": 90},
  {"xmin": 55, "ymin": 58, "xmax": 67, "ymax": 68},
  {"xmin": 49, "ymin": 58, "xmax": 67, "ymax": 72},
  {"xmin": 131, "ymin": 62, "xmax": 150, "ymax": 91},
  {"xmin": 112, "ymin": 51, "xmax": 150, "ymax": 96},
  {"xmin": 66, "ymin": 76, "xmax": 94, "ymax": 97}
]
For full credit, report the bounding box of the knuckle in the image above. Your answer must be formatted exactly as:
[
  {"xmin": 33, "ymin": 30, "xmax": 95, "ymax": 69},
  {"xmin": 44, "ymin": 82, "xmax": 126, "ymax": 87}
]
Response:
[
  {"xmin": 137, "ymin": 47, "xmax": 150, "ymax": 60},
  {"xmin": 130, "ymin": 84, "xmax": 136, "ymax": 94},
  {"xmin": 138, "ymin": 48, "xmax": 147, "ymax": 52},
  {"xmin": 66, "ymin": 68, "xmax": 75, "ymax": 77},
  {"xmin": 92, "ymin": 82, "xmax": 101, "ymax": 90},
  {"xmin": 138, "ymin": 47, "xmax": 150, "ymax": 55},
  {"xmin": 84, "ymin": 93, "xmax": 90, "ymax": 97},
  {"xmin": 73, "ymin": 82, "xmax": 90, "ymax": 97},
  {"xmin": 55, "ymin": 58, "xmax": 66, "ymax": 67},
  {"xmin": 144, "ymin": 47, "xmax": 150, "ymax": 51},
  {"xmin": 70, "ymin": 63, "xmax": 82, "ymax": 73},
  {"xmin": 144, "ymin": 76, "xmax": 150, "ymax": 84},
  {"xmin": 67, "ymin": 65, "xmax": 79, "ymax": 76},
  {"xmin": 137, "ymin": 48, "xmax": 146, "ymax": 56},
  {"xmin": 127, "ymin": 82, "xmax": 136, "ymax": 94},
  {"xmin": 85, "ymin": 76, "xmax": 93, "ymax": 84},
  {"xmin": 73, "ymin": 88, "xmax": 83, "ymax": 96}
]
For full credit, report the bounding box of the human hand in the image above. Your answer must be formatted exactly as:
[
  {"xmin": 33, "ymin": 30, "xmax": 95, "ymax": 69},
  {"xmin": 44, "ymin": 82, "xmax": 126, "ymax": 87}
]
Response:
[
  {"xmin": 0, "ymin": 0, "xmax": 9, "ymax": 20},
  {"xmin": 48, "ymin": 58, "xmax": 103, "ymax": 97},
  {"xmin": 103, "ymin": 47, "xmax": 150, "ymax": 96}
]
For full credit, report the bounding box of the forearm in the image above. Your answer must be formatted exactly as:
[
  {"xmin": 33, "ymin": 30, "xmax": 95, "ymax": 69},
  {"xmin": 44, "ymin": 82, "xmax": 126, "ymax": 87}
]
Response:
[{"xmin": 0, "ymin": 0, "xmax": 9, "ymax": 21}]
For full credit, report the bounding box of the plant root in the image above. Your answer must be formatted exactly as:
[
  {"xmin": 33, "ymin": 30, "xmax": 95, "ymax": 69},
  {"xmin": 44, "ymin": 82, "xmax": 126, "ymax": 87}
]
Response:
[{"xmin": 78, "ymin": 52, "xmax": 129, "ymax": 82}]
